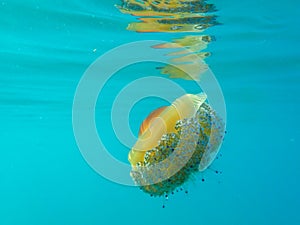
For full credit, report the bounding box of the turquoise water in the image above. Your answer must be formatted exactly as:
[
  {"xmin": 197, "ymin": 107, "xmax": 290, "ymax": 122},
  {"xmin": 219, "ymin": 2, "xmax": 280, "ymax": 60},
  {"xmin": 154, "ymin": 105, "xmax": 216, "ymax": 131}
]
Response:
[{"xmin": 1, "ymin": 0, "xmax": 300, "ymax": 224}]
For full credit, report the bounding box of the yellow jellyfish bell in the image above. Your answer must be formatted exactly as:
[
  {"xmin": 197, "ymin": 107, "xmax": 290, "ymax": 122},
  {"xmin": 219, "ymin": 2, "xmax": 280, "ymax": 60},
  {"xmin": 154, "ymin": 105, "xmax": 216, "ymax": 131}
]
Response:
[
  {"xmin": 129, "ymin": 93, "xmax": 207, "ymax": 167},
  {"xmin": 129, "ymin": 93, "xmax": 225, "ymax": 196}
]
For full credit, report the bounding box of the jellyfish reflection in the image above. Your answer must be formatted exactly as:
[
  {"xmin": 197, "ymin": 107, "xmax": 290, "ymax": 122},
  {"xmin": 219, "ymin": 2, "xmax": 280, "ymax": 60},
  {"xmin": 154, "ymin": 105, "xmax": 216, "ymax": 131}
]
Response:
[{"xmin": 116, "ymin": 0, "xmax": 220, "ymax": 80}]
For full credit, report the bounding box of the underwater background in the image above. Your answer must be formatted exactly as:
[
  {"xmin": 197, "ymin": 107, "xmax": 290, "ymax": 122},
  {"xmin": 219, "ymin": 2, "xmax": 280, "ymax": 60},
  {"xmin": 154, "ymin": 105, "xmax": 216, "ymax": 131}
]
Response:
[{"xmin": 1, "ymin": 0, "xmax": 299, "ymax": 224}]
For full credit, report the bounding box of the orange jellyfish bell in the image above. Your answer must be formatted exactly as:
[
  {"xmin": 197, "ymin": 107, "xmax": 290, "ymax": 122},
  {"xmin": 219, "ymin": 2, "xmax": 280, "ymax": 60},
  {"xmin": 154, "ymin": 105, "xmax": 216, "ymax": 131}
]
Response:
[
  {"xmin": 129, "ymin": 93, "xmax": 225, "ymax": 196},
  {"xmin": 138, "ymin": 106, "xmax": 167, "ymax": 137},
  {"xmin": 129, "ymin": 93, "xmax": 207, "ymax": 167}
]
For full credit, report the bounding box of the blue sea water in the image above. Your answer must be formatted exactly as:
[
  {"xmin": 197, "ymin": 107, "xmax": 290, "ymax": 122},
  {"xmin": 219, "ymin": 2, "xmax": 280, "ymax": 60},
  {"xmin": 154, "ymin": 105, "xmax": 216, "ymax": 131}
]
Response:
[{"xmin": 1, "ymin": 0, "xmax": 299, "ymax": 225}]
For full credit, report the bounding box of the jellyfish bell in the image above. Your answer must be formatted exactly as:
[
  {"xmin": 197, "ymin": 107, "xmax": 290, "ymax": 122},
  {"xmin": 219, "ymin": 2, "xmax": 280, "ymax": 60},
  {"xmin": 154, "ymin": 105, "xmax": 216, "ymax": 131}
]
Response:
[
  {"xmin": 129, "ymin": 93, "xmax": 207, "ymax": 167},
  {"xmin": 138, "ymin": 106, "xmax": 167, "ymax": 137},
  {"xmin": 129, "ymin": 93, "xmax": 225, "ymax": 196}
]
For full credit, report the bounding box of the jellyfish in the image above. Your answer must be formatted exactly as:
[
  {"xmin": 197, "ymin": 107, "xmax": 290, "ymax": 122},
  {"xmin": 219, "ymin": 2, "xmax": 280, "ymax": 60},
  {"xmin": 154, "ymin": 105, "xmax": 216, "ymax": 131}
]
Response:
[{"xmin": 129, "ymin": 93, "xmax": 225, "ymax": 196}]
